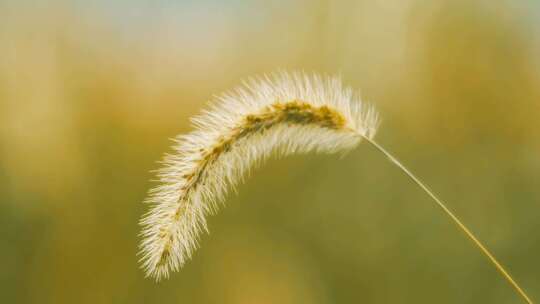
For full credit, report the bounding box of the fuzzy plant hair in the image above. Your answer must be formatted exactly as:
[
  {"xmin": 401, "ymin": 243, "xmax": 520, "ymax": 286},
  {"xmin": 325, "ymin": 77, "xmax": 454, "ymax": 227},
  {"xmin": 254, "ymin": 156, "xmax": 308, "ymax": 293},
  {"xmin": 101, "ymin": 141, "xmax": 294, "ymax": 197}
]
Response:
[{"xmin": 139, "ymin": 72, "xmax": 532, "ymax": 303}]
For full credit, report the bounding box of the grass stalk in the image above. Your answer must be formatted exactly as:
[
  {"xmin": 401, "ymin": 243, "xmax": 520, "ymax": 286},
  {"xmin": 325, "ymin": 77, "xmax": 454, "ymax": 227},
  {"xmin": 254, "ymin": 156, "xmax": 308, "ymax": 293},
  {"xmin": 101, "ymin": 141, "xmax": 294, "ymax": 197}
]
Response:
[{"xmin": 364, "ymin": 137, "xmax": 533, "ymax": 304}]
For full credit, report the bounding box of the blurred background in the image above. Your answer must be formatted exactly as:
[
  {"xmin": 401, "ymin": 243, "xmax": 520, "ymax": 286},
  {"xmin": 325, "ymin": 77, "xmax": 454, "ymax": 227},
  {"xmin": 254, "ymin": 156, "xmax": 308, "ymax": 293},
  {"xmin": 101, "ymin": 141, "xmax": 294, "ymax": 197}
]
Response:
[{"xmin": 0, "ymin": 0, "xmax": 539, "ymax": 303}]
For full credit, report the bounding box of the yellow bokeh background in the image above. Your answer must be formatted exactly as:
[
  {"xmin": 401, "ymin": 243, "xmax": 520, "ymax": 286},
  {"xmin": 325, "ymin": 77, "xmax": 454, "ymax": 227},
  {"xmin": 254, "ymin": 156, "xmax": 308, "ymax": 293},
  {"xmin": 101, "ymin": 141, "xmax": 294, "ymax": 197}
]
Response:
[{"xmin": 1, "ymin": 1, "xmax": 539, "ymax": 303}]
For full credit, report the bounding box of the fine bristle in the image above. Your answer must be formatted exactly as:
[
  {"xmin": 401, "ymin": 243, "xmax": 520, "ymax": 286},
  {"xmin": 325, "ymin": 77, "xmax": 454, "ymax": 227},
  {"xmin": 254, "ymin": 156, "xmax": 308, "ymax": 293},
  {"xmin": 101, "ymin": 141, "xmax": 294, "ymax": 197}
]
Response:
[{"xmin": 139, "ymin": 71, "xmax": 379, "ymax": 280}]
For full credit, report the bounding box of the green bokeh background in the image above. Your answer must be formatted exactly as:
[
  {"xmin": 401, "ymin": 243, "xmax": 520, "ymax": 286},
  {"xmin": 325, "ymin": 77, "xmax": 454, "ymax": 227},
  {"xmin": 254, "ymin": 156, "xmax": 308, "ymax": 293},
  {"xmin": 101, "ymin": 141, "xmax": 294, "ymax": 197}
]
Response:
[{"xmin": 1, "ymin": 1, "xmax": 539, "ymax": 303}]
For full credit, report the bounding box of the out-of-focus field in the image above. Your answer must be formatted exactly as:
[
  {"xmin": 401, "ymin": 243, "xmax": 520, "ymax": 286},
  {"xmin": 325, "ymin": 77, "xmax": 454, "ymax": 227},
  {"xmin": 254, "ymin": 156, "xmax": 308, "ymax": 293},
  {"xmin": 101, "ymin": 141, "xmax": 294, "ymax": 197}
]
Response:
[{"xmin": 0, "ymin": 1, "xmax": 539, "ymax": 303}]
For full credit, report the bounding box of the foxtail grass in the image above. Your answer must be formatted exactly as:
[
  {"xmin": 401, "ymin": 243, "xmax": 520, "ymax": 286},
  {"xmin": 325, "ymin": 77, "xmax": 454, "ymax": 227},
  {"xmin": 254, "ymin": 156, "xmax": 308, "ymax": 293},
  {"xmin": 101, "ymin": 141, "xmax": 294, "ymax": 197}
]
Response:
[{"xmin": 138, "ymin": 71, "xmax": 532, "ymax": 303}]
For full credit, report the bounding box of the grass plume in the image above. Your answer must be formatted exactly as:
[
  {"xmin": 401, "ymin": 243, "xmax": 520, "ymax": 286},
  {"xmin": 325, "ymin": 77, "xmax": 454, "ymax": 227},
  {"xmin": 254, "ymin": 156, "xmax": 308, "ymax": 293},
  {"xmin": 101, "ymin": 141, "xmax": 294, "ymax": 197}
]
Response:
[{"xmin": 139, "ymin": 71, "xmax": 532, "ymax": 303}]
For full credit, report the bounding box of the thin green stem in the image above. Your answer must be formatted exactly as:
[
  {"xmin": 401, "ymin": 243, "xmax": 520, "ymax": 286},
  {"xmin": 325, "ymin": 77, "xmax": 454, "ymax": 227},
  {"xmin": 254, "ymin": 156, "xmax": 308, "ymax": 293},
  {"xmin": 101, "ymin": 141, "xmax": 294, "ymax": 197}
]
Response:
[{"xmin": 363, "ymin": 137, "xmax": 532, "ymax": 304}]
